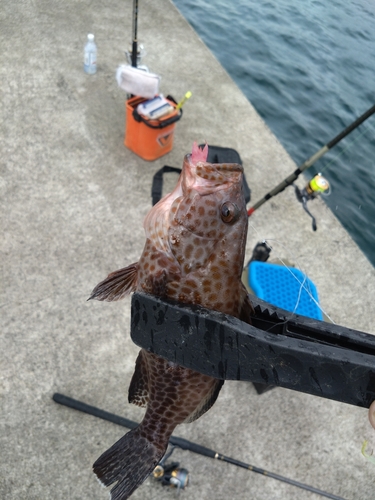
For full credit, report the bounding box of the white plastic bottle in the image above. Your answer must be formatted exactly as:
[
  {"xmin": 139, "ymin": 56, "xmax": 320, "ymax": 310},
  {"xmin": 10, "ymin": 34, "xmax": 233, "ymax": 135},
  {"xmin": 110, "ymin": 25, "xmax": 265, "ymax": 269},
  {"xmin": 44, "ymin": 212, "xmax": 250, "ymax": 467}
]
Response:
[{"xmin": 84, "ymin": 34, "xmax": 97, "ymax": 74}]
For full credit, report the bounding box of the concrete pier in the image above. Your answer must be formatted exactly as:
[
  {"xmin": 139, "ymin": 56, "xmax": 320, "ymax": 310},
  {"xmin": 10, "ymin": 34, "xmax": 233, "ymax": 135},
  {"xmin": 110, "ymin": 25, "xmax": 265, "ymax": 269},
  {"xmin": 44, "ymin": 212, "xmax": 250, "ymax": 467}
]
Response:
[{"xmin": 1, "ymin": 0, "xmax": 374, "ymax": 499}]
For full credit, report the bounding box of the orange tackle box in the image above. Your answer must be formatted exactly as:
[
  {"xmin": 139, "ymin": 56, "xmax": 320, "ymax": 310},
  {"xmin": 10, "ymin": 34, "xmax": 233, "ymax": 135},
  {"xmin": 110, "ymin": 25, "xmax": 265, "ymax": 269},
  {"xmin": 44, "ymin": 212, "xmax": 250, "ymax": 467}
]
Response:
[{"xmin": 124, "ymin": 95, "xmax": 182, "ymax": 161}]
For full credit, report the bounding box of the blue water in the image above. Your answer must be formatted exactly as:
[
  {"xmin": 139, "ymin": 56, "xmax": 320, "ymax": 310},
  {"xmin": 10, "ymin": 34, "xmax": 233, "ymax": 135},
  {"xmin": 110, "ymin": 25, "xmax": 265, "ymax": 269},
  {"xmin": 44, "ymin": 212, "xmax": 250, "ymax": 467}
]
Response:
[{"xmin": 172, "ymin": 0, "xmax": 375, "ymax": 267}]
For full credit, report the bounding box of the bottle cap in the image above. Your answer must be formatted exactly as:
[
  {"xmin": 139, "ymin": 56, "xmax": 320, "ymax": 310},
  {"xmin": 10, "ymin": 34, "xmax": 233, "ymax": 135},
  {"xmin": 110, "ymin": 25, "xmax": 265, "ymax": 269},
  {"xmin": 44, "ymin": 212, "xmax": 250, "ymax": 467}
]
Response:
[{"xmin": 88, "ymin": 34, "xmax": 94, "ymax": 41}]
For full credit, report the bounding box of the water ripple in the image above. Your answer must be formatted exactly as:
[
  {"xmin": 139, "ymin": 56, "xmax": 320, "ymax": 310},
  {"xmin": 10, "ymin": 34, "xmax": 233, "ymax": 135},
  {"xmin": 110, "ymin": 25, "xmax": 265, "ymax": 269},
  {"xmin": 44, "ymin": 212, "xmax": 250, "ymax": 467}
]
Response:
[{"xmin": 173, "ymin": 0, "xmax": 375, "ymax": 266}]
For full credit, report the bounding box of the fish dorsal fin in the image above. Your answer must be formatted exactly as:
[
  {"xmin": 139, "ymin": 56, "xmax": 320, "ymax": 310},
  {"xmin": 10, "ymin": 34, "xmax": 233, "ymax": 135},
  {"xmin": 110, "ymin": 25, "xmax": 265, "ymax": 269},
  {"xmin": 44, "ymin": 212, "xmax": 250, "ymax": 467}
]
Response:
[
  {"xmin": 128, "ymin": 350, "xmax": 149, "ymax": 408},
  {"xmin": 89, "ymin": 262, "xmax": 138, "ymax": 301}
]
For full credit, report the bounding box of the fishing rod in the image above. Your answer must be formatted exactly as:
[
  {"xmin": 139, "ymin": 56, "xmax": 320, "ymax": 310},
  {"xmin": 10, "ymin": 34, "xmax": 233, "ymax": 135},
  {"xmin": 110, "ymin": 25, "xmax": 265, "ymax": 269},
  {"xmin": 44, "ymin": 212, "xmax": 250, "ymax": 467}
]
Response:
[
  {"xmin": 247, "ymin": 103, "xmax": 375, "ymax": 216},
  {"xmin": 131, "ymin": 0, "xmax": 139, "ymax": 67},
  {"xmin": 53, "ymin": 393, "xmax": 347, "ymax": 500}
]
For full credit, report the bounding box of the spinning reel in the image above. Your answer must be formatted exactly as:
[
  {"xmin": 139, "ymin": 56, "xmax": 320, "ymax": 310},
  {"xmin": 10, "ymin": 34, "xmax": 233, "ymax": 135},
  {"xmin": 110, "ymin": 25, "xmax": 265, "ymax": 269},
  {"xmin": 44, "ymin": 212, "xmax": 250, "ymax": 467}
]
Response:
[
  {"xmin": 294, "ymin": 173, "xmax": 330, "ymax": 231},
  {"xmin": 153, "ymin": 446, "xmax": 189, "ymax": 492}
]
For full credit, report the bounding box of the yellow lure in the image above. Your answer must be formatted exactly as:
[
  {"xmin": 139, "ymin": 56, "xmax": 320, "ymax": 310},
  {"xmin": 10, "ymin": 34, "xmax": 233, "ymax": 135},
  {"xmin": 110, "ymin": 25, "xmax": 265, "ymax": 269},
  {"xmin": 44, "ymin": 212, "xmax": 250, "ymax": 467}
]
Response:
[{"xmin": 176, "ymin": 91, "xmax": 192, "ymax": 110}]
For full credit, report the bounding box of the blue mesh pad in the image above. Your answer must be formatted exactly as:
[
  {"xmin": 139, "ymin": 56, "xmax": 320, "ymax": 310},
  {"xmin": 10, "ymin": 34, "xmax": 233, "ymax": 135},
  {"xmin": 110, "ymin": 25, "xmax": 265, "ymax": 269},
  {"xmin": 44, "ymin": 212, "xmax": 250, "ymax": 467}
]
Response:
[{"xmin": 249, "ymin": 261, "xmax": 323, "ymax": 320}]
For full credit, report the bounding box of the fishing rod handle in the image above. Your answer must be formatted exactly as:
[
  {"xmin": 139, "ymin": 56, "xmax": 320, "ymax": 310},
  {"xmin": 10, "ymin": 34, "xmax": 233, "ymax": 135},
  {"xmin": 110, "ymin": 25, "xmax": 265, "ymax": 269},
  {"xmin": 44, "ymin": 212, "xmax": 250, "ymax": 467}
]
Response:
[{"xmin": 53, "ymin": 393, "xmax": 138, "ymax": 430}]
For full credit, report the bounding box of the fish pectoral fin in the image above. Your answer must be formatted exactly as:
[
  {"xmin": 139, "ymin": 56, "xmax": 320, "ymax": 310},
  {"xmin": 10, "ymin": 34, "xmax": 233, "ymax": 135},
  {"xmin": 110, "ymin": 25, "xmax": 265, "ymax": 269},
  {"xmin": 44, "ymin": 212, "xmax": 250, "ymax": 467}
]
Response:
[
  {"xmin": 128, "ymin": 350, "xmax": 149, "ymax": 408},
  {"xmin": 239, "ymin": 286, "xmax": 255, "ymax": 325},
  {"xmin": 184, "ymin": 379, "xmax": 224, "ymax": 424},
  {"xmin": 88, "ymin": 263, "xmax": 139, "ymax": 301}
]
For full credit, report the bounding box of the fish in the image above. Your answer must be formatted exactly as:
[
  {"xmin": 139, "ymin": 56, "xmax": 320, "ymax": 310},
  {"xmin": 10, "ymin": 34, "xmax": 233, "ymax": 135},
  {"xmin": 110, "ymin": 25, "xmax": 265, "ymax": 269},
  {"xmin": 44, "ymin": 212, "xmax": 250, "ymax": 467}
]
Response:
[{"xmin": 90, "ymin": 142, "xmax": 254, "ymax": 500}]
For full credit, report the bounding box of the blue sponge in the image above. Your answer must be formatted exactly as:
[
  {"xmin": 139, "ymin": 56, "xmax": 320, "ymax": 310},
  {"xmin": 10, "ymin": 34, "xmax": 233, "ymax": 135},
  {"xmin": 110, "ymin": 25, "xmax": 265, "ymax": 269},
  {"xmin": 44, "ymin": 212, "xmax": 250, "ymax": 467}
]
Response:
[{"xmin": 249, "ymin": 261, "xmax": 323, "ymax": 320}]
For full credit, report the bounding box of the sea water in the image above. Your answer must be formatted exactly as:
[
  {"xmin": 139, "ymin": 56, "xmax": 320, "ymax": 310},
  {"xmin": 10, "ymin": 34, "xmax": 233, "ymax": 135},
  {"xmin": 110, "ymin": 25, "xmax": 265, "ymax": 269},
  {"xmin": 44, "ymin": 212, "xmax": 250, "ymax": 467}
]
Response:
[{"xmin": 172, "ymin": 0, "xmax": 375, "ymax": 266}]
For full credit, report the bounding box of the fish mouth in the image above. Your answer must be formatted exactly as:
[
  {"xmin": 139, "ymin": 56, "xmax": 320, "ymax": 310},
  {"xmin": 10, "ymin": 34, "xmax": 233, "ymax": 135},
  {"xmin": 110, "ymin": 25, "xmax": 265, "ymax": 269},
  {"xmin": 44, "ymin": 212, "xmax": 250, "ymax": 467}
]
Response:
[{"xmin": 183, "ymin": 154, "xmax": 243, "ymax": 194}]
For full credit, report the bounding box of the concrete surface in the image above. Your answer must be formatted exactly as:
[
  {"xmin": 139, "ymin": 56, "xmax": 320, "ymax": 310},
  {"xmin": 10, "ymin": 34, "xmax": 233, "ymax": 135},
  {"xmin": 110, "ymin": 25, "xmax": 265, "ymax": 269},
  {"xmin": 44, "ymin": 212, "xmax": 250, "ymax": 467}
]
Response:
[{"xmin": 1, "ymin": 0, "xmax": 374, "ymax": 499}]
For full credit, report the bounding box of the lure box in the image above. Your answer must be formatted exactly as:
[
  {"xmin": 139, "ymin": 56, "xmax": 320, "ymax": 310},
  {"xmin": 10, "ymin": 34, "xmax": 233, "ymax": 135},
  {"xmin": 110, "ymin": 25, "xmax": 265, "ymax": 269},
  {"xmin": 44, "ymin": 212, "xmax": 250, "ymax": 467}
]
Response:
[
  {"xmin": 136, "ymin": 95, "xmax": 174, "ymax": 119},
  {"xmin": 125, "ymin": 96, "xmax": 181, "ymax": 161}
]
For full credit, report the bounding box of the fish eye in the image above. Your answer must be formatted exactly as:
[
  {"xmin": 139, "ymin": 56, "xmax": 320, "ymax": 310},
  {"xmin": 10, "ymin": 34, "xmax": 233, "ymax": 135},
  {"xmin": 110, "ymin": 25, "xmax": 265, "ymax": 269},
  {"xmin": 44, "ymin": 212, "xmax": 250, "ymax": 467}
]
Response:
[{"xmin": 220, "ymin": 202, "xmax": 239, "ymax": 223}]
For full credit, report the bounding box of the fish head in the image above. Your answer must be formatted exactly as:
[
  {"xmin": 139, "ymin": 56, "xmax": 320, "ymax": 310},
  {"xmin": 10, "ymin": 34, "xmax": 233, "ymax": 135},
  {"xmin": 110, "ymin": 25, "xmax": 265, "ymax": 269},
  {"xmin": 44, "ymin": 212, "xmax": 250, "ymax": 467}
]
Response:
[
  {"xmin": 144, "ymin": 143, "xmax": 248, "ymax": 288},
  {"xmin": 90, "ymin": 144, "xmax": 251, "ymax": 314},
  {"xmin": 175, "ymin": 146, "xmax": 247, "ymax": 241}
]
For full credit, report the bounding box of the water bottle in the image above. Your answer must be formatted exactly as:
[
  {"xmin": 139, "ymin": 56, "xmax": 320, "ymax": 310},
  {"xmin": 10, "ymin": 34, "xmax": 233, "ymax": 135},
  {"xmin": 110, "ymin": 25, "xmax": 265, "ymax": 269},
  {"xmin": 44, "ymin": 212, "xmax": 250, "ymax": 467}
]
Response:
[{"xmin": 84, "ymin": 34, "xmax": 97, "ymax": 74}]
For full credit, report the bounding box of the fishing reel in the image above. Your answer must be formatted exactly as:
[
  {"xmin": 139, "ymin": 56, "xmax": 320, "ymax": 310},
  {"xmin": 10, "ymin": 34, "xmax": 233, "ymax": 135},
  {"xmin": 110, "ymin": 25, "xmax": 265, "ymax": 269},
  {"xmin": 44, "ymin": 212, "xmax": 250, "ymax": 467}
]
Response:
[
  {"xmin": 294, "ymin": 173, "xmax": 330, "ymax": 231},
  {"xmin": 153, "ymin": 446, "xmax": 189, "ymax": 492}
]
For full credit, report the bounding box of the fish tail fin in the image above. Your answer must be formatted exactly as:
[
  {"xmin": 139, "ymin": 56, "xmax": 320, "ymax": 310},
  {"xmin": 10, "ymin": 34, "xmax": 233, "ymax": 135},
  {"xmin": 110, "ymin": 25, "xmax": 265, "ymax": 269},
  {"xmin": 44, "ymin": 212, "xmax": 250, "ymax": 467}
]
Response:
[{"xmin": 93, "ymin": 427, "xmax": 166, "ymax": 500}]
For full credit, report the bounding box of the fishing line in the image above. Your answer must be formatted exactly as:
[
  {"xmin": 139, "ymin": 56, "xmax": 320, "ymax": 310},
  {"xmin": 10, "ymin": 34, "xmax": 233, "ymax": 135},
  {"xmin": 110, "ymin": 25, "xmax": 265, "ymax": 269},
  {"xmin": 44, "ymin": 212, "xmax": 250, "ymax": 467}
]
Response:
[
  {"xmin": 266, "ymin": 250, "xmax": 334, "ymax": 325},
  {"xmin": 317, "ymin": 119, "xmax": 375, "ymax": 178},
  {"xmin": 257, "ymin": 238, "xmax": 309, "ymax": 315},
  {"xmin": 247, "ymin": 103, "xmax": 375, "ymax": 216},
  {"xmin": 245, "ymin": 115, "xmax": 375, "ymax": 321},
  {"xmin": 247, "ymin": 224, "xmax": 336, "ymax": 324}
]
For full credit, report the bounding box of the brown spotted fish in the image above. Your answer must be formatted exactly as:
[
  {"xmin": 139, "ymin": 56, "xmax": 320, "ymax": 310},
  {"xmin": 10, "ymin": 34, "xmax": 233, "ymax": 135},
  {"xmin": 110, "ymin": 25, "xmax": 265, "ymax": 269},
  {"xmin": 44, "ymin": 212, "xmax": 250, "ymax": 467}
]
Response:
[{"xmin": 90, "ymin": 143, "xmax": 253, "ymax": 499}]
